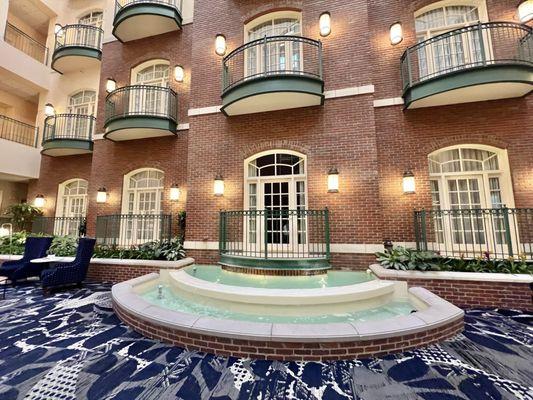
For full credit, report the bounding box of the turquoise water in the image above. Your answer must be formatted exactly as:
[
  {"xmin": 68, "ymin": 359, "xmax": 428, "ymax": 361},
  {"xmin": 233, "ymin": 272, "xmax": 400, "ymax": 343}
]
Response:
[
  {"xmin": 184, "ymin": 265, "xmax": 374, "ymax": 289},
  {"xmin": 142, "ymin": 285, "xmax": 415, "ymax": 324}
]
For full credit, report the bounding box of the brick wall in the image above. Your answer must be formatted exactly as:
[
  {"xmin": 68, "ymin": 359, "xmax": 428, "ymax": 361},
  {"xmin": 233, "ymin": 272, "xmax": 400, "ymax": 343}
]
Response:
[{"xmin": 87, "ymin": 263, "xmax": 160, "ymax": 282}]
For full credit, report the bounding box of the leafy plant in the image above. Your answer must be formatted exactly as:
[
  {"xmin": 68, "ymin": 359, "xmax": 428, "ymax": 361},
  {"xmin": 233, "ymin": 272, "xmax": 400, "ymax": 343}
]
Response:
[
  {"xmin": 0, "ymin": 231, "xmax": 28, "ymax": 255},
  {"xmin": 4, "ymin": 203, "xmax": 43, "ymax": 231},
  {"xmin": 48, "ymin": 236, "xmax": 78, "ymax": 256},
  {"xmin": 92, "ymin": 237, "xmax": 186, "ymax": 261}
]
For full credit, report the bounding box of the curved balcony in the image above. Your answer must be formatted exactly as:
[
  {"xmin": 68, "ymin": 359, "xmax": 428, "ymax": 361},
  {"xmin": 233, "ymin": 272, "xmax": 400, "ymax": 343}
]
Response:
[
  {"xmin": 401, "ymin": 22, "xmax": 533, "ymax": 109},
  {"xmin": 104, "ymin": 85, "xmax": 178, "ymax": 141},
  {"xmin": 52, "ymin": 24, "xmax": 103, "ymax": 74},
  {"xmin": 221, "ymin": 36, "xmax": 324, "ymax": 116},
  {"xmin": 113, "ymin": 0, "xmax": 183, "ymax": 43},
  {"xmin": 41, "ymin": 114, "xmax": 94, "ymax": 157}
]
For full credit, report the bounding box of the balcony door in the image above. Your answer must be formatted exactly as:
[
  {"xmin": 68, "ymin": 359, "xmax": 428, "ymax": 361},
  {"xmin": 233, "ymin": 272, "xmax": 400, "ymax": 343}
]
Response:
[
  {"xmin": 78, "ymin": 11, "xmax": 103, "ymax": 48},
  {"xmin": 415, "ymin": 3, "xmax": 489, "ymax": 79},
  {"xmin": 245, "ymin": 152, "xmax": 307, "ymax": 256},
  {"xmin": 122, "ymin": 169, "xmax": 164, "ymax": 245},
  {"xmin": 132, "ymin": 63, "xmax": 170, "ymax": 116},
  {"xmin": 245, "ymin": 12, "xmax": 302, "ymax": 79},
  {"xmin": 56, "ymin": 179, "xmax": 88, "ymax": 236},
  {"xmin": 67, "ymin": 90, "xmax": 96, "ymax": 139}
]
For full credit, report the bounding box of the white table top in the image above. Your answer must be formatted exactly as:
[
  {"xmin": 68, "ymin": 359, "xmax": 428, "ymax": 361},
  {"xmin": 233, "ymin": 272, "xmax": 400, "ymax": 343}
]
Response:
[
  {"xmin": 0, "ymin": 276, "xmax": 7, "ymax": 283},
  {"xmin": 30, "ymin": 256, "xmax": 74, "ymax": 264}
]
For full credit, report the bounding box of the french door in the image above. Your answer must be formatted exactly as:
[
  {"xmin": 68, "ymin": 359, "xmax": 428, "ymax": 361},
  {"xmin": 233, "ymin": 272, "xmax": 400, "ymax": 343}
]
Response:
[
  {"xmin": 125, "ymin": 189, "xmax": 162, "ymax": 244},
  {"xmin": 78, "ymin": 11, "xmax": 102, "ymax": 48},
  {"xmin": 67, "ymin": 91, "xmax": 95, "ymax": 139}
]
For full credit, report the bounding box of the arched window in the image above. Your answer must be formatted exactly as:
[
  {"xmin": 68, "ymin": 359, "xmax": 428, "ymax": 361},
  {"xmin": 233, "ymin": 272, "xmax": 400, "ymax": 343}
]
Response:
[
  {"xmin": 245, "ymin": 11, "xmax": 302, "ymax": 78},
  {"xmin": 79, "ymin": 11, "xmax": 103, "ymax": 27},
  {"xmin": 245, "ymin": 151, "xmax": 307, "ymax": 247},
  {"xmin": 130, "ymin": 60, "xmax": 170, "ymax": 116},
  {"xmin": 68, "ymin": 90, "xmax": 96, "ymax": 115},
  {"xmin": 414, "ymin": 1, "xmax": 488, "ymax": 78},
  {"xmin": 132, "ymin": 60, "xmax": 170, "ymax": 86},
  {"xmin": 56, "ymin": 179, "xmax": 88, "ymax": 236},
  {"xmin": 78, "ymin": 11, "xmax": 103, "ymax": 48}
]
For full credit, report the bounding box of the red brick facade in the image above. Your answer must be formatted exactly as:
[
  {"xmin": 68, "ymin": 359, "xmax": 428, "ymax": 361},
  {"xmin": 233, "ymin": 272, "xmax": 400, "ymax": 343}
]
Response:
[{"xmin": 28, "ymin": 0, "xmax": 532, "ymax": 271}]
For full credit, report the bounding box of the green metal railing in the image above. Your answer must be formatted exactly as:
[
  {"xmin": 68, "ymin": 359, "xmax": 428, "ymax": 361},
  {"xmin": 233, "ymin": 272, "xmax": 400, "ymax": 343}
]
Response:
[
  {"xmin": 96, "ymin": 214, "xmax": 172, "ymax": 247},
  {"xmin": 414, "ymin": 208, "xmax": 533, "ymax": 260},
  {"xmin": 32, "ymin": 216, "xmax": 86, "ymax": 237},
  {"xmin": 43, "ymin": 114, "xmax": 95, "ymax": 143},
  {"xmin": 219, "ymin": 209, "xmax": 330, "ymax": 260},
  {"xmin": 401, "ymin": 22, "xmax": 533, "ymax": 91},
  {"xmin": 115, "ymin": 0, "xmax": 183, "ymax": 15},
  {"xmin": 0, "ymin": 115, "xmax": 38, "ymax": 147},
  {"xmin": 4, "ymin": 22, "xmax": 48, "ymax": 64},
  {"xmin": 54, "ymin": 24, "xmax": 103, "ymax": 53},
  {"xmin": 222, "ymin": 35, "xmax": 323, "ymax": 93}
]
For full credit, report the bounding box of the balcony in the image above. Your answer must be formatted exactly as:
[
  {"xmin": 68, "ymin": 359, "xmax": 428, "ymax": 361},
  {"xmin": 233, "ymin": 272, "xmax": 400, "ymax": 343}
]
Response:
[
  {"xmin": 4, "ymin": 23, "xmax": 48, "ymax": 65},
  {"xmin": 221, "ymin": 36, "xmax": 324, "ymax": 116},
  {"xmin": 51, "ymin": 24, "xmax": 103, "ymax": 74},
  {"xmin": 96, "ymin": 214, "xmax": 172, "ymax": 247},
  {"xmin": 401, "ymin": 22, "xmax": 533, "ymax": 109},
  {"xmin": 414, "ymin": 208, "xmax": 533, "ymax": 260},
  {"xmin": 219, "ymin": 209, "xmax": 331, "ymax": 271},
  {"xmin": 0, "ymin": 115, "xmax": 38, "ymax": 147},
  {"xmin": 32, "ymin": 216, "xmax": 86, "ymax": 237},
  {"xmin": 113, "ymin": 0, "xmax": 183, "ymax": 43},
  {"xmin": 41, "ymin": 114, "xmax": 94, "ymax": 157},
  {"xmin": 104, "ymin": 85, "xmax": 178, "ymax": 141}
]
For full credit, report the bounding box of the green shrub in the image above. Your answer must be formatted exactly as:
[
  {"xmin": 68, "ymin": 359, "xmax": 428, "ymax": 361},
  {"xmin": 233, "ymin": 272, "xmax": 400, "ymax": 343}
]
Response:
[
  {"xmin": 0, "ymin": 231, "xmax": 28, "ymax": 255},
  {"xmin": 376, "ymin": 246, "xmax": 533, "ymax": 274},
  {"xmin": 48, "ymin": 236, "xmax": 78, "ymax": 256},
  {"xmin": 93, "ymin": 237, "xmax": 185, "ymax": 261}
]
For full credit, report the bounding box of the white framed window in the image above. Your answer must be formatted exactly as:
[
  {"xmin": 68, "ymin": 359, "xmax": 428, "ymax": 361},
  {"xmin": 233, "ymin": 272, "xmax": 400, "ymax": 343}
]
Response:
[
  {"xmin": 77, "ymin": 11, "xmax": 103, "ymax": 48},
  {"xmin": 55, "ymin": 179, "xmax": 88, "ymax": 236},
  {"xmin": 68, "ymin": 90, "xmax": 96, "ymax": 115},
  {"xmin": 79, "ymin": 11, "xmax": 103, "ymax": 28},
  {"xmin": 414, "ymin": 1, "xmax": 489, "ymax": 79},
  {"xmin": 130, "ymin": 60, "xmax": 170, "ymax": 116}
]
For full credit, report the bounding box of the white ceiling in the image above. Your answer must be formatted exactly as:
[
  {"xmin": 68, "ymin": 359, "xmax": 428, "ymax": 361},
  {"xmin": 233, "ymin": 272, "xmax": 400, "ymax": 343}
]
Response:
[
  {"xmin": 0, "ymin": 68, "xmax": 40, "ymax": 103},
  {"xmin": 9, "ymin": 0, "xmax": 50, "ymax": 35}
]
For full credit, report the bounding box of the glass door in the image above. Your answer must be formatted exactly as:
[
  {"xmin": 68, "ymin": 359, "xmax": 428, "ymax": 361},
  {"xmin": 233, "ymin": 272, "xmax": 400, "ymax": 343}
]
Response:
[
  {"xmin": 132, "ymin": 64, "xmax": 169, "ymax": 117},
  {"xmin": 68, "ymin": 91, "xmax": 95, "ymax": 139},
  {"xmin": 78, "ymin": 11, "xmax": 103, "ymax": 48}
]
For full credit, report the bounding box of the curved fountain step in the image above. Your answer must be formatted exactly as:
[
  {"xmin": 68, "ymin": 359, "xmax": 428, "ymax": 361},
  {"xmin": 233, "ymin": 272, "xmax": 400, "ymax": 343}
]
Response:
[{"xmin": 168, "ymin": 269, "xmax": 400, "ymax": 306}]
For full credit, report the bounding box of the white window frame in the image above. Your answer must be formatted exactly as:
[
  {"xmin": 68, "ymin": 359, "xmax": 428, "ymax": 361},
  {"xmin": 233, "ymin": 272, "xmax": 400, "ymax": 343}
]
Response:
[{"xmin": 55, "ymin": 178, "xmax": 88, "ymax": 236}]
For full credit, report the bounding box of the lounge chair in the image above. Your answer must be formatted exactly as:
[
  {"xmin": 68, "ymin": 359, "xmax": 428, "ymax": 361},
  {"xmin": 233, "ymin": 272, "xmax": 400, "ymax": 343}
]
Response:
[
  {"xmin": 0, "ymin": 237, "xmax": 53, "ymax": 285},
  {"xmin": 41, "ymin": 238, "xmax": 96, "ymax": 291}
]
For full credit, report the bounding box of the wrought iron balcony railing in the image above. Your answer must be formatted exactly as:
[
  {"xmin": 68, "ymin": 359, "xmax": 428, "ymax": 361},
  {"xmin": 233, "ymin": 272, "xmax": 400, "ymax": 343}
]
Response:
[
  {"xmin": 43, "ymin": 114, "xmax": 95, "ymax": 143},
  {"xmin": 54, "ymin": 24, "xmax": 103, "ymax": 53},
  {"xmin": 414, "ymin": 208, "xmax": 533, "ymax": 260},
  {"xmin": 115, "ymin": 0, "xmax": 183, "ymax": 15},
  {"xmin": 32, "ymin": 216, "xmax": 87, "ymax": 237},
  {"xmin": 4, "ymin": 22, "xmax": 48, "ymax": 64},
  {"xmin": 219, "ymin": 209, "xmax": 330, "ymax": 260},
  {"xmin": 401, "ymin": 22, "xmax": 533, "ymax": 91},
  {"xmin": 105, "ymin": 85, "xmax": 178, "ymax": 124},
  {"xmin": 222, "ymin": 35, "xmax": 323, "ymax": 94},
  {"xmin": 0, "ymin": 115, "xmax": 38, "ymax": 147},
  {"xmin": 96, "ymin": 214, "xmax": 172, "ymax": 248}
]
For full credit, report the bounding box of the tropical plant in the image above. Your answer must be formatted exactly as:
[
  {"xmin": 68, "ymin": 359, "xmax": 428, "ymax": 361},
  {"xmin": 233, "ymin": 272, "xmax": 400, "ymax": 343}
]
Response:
[
  {"xmin": 92, "ymin": 237, "xmax": 185, "ymax": 261},
  {"xmin": 0, "ymin": 231, "xmax": 28, "ymax": 255},
  {"xmin": 4, "ymin": 203, "xmax": 43, "ymax": 231},
  {"xmin": 48, "ymin": 236, "xmax": 78, "ymax": 256}
]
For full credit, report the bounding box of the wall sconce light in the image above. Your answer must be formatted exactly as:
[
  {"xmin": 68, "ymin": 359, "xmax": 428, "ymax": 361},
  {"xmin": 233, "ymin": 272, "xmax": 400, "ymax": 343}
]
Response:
[
  {"xmin": 96, "ymin": 187, "xmax": 107, "ymax": 203},
  {"xmin": 215, "ymin": 34, "xmax": 226, "ymax": 56},
  {"xmin": 174, "ymin": 65, "xmax": 184, "ymax": 82},
  {"xmin": 170, "ymin": 184, "xmax": 180, "ymax": 201},
  {"xmin": 44, "ymin": 103, "xmax": 55, "ymax": 117},
  {"xmin": 518, "ymin": 0, "xmax": 533, "ymax": 22},
  {"xmin": 319, "ymin": 12, "xmax": 331, "ymax": 37},
  {"xmin": 390, "ymin": 22, "xmax": 403, "ymax": 45},
  {"xmin": 0, "ymin": 223, "xmax": 12, "ymax": 238},
  {"xmin": 106, "ymin": 78, "xmax": 116, "ymax": 93},
  {"xmin": 34, "ymin": 194, "xmax": 46, "ymax": 208},
  {"xmin": 214, "ymin": 175, "xmax": 224, "ymax": 197},
  {"xmin": 402, "ymin": 170, "xmax": 415, "ymax": 194},
  {"xmin": 327, "ymin": 167, "xmax": 339, "ymax": 193},
  {"xmin": 54, "ymin": 24, "xmax": 63, "ymax": 35}
]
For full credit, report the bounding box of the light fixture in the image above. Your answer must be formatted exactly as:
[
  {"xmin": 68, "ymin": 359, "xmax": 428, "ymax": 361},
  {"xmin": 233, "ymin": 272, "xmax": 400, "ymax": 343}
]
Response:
[
  {"xmin": 390, "ymin": 22, "xmax": 403, "ymax": 45},
  {"xmin": 214, "ymin": 175, "xmax": 224, "ymax": 197},
  {"xmin": 54, "ymin": 24, "xmax": 63, "ymax": 35},
  {"xmin": 106, "ymin": 78, "xmax": 116, "ymax": 93},
  {"xmin": 0, "ymin": 223, "xmax": 12, "ymax": 238},
  {"xmin": 44, "ymin": 103, "xmax": 55, "ymax": 117},
  {"xmin": 34, "ymin": 194, "xmax": 46, "ymax": 208},
  {"xmin": 402, "ymin": 170, "xmax": 415, "ymax": 194},
  {"xmin": 319, "ymin": 12, "xmax": 331, "ymax": 37},
  {"xmin": 96, "ymin": 187, "xmax": 107, "ymax": 203},
  {"xmin": 215, "ymin": 34, "xmax": 226, "ymax": 56},
  {"xmin": 174, "ymin": 65, "xmax": 184, "ymax": 82},
  {"xmin": 170, "ymin": 184, "xmax": 180, "ymax": 201},
  {"xmin": 518, "ymin": 0, "xmax": 533, "ymax": 22},
  {"xmin": 327, "ymin": 167, "xmax": 339, "ymax": 193}
]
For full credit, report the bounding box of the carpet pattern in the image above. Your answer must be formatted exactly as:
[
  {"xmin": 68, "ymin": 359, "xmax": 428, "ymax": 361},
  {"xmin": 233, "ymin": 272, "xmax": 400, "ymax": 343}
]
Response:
[{"xmin": 0, "ymin": 283, "xmax": 531, "ymax": 400}]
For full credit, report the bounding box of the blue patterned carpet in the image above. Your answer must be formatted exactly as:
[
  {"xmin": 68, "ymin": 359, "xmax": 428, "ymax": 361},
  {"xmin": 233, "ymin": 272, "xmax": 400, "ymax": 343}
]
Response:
[{"xmin": 0, "ymin": 283, "xmax": 531, "ymax": 400}]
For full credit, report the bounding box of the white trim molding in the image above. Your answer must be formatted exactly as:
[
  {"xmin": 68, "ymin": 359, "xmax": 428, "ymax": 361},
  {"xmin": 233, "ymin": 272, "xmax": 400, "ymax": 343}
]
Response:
[
  {"xmin": 177, "ymin": 123, "xmax": 190, "ymax": 131},
  {"xmin": 188, "ymin": 106, "xmax": 221, "ymax": 116},
  {"xmin": 184, "ymin": 241, "xmax": 219, "ymax": 250},
  {"xmin": 324, "ymin": 85, "xmax": 374, "ymax": 99},
  {"xmin": 373, "ymin": 97, "xmax": 404, "ymax": 108}
]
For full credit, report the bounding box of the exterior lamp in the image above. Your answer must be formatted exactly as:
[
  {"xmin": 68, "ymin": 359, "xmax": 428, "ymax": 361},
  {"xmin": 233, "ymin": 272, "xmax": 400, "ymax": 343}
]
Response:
[
  {"xmin": 170, "ymin": 184, "xmax": 180, "ymax": 201},
  {"xmin": 34, "ymin": 194, "xmax": 46, "ymax": 208},
  {"xmin": 214, "ymin": 175, "xmax": 224, "ymax": 197},
  {"xmin": 402, "ymin": 170, "xmax": 415, "ymax": 194},
  {"xmin": 174, "ymin": 65, "xmax": 184, "ymax": 82},
  {"xmin": 319, "ymin": 12, "xmax": 331, "ymax": 37},
  {"xmin": 96, "ymin": 187, "xmax": 107, "ymax": 203},
  {"xmin": 518, "ymin": 1, "xmax": 533, "ymax": 22},
  {"xmin": 390, "ymin": 22, "xmax": 403, "ymax": 45},
  {"xmin": 44, "ymin": 103, "xmax": 55, "ymax": 117},
  {"xmin": 54, "ymin": 24, "xmax": 63, "ymax": 35},
  {"xmin": 106, "ymin": 78, "xmax": 116, "ymax": 93},
  {"xmin": 215, "ymin": 34, "xmax": 226, "ymax": 56},
  {"xmin": 0, "ymin": 223, "xmax": 12, "ymax": 238},
  {"xmin": 327, "ymin": 167, "xmax": 339, "ymax": 193}
]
